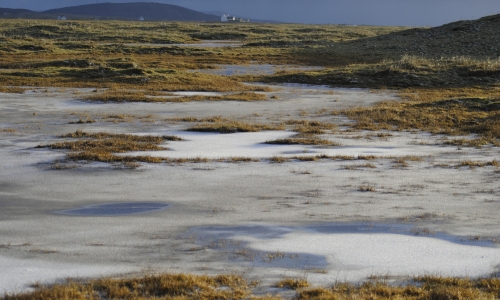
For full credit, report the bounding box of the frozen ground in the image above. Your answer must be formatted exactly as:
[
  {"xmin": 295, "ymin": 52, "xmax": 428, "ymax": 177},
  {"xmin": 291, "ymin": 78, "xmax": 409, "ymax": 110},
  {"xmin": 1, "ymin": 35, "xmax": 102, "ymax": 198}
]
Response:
[{"xmin": 0, "ymin": 84, "xmax": 499, "ymax": 295}]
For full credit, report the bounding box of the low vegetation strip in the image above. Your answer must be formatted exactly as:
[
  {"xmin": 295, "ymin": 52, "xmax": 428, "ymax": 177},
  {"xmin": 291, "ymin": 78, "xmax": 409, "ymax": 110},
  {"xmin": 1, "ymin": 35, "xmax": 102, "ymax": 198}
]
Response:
[
  {"xmin": 260, "ymin": 55, "xmax": 500, "ymax": 89},
  {"xmin": 335, "ymin": 88, "xmax": 500, "ymax": 146},
  {"xmin": 3, "ymin": 274, "xmax": 500, "ymax": 300},
  {"xmin": 0, "ymin": 86, "xmax": 25, "ymax": 93},
  {"xmin": 37, "ymin": 130, "xmax": 183, "ymax": 164},
  {"xmin": 186, "ymin": 120, "xmax": 285, "ymax": 133},
  {"xmin": 84, "ymin": 91, "xmax": 268, "ymax": 103},
  {"xmin": 264, "ymin": 138, "xmax": 340, "ymax": 146}
]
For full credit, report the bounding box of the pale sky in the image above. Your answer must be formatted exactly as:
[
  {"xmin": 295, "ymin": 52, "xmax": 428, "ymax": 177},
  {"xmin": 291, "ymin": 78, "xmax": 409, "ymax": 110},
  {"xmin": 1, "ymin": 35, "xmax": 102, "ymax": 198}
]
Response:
[{"xmin": 1, "ymin": 0, "xmax": 500, "ymax": 25}]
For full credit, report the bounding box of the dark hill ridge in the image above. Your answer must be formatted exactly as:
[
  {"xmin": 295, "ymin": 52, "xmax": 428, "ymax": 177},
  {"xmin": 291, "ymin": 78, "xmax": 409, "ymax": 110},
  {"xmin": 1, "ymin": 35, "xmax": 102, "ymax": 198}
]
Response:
[
  {"xmin": 0, "ymin": 8, "xmax": 39, "ymax": 17},
  {"xmin": 42, "ymin": 2, "xmax": 219, "ymax": 21},
  {"xmin": 337, "ymin": 13, "xmax": 500, "ymax": 60}
]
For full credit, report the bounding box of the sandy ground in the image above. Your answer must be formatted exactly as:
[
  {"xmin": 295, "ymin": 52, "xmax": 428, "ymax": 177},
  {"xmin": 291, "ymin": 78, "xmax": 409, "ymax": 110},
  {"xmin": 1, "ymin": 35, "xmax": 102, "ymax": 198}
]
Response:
[{"xmin": 1, "ymin": 83, "xmax": 499, "ymax": 295}]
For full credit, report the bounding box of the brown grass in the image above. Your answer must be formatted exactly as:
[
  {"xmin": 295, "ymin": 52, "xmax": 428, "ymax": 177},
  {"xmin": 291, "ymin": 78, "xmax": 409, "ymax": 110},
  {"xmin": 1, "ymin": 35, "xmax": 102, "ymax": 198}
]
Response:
[
  {"xmin": 4, "ymin": 274, "xmax": 500, "ymax": 300},
  {"xmin": 295, "ymin": 276, "xmax": 500, "ymax": 300},
  {"xmin": 37, "ymin": 130, "xmax": 183, "ymax": 165},
  {"xmin": 0, "ymin": 86, "xmax": 25, "ymax": 93},
  {"xmin": 2, "ymin": 274, "xmax": 253, "ymax": 300},
  {"xmin": 285, "ymin": 120, "xmax": 337, "ymax": 134},
  {"xmin": 264, "ymin": 138, "xmax": 340, "ymax": 147},
  {"xmin": 339, "ymin": 88, "xmax": 500, "ymax": 146},
  {"xmin": 457, "ymin": 160, "xmax": 499, "ymax": 168},
  {"xmin": 85, "ymin": 90, "xmax": 268, "ymax": 103},
  {"xmin": 186, "ymin": 120, "xmax": 285, "ymax": 133},
  {"xmin": 358, "ymin": 185, "xmax": 376, "ymax": 192},
  {"xmin": 0, "ymin": 128, "xmax": 17, "ymax": 133},
  {"xmin": 275, "ymin": 278, "xmax": 310, "ymax": 290}
]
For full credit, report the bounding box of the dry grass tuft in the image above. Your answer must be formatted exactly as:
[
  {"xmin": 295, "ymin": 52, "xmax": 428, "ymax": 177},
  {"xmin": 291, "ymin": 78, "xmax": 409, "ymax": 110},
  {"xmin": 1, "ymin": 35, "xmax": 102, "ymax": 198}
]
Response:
[
  {"xmin": 285, "ymin": 120, "xmax": 337, "ymax": 134},
  {"xmin": 457, "ymin": 160, "xmax": 499, "ymax": 168},
  {"xmin": 270, "ymin": 156, "xmax": 291, "ymax": 163},
  {"xmin": 0, "ymin": 86, "xmax": 25, "ymax": 93},
  {"xmin": 358, "ymin": 185, "xmax": 376, "ymax": 192},
  {"xmin": 85, "ymin": 90, "xmax": 268, "ymax": 103},
  {"xmin": 275, "ymin": 278, "xmax": 310, "ymax": 290},
  {"xmin": 264, "ymin": 137, "xmax": 339, "ymax": 147},
  {"xmin": 186, "ymin": 120, "xmax": 285, "ymax": 134}
]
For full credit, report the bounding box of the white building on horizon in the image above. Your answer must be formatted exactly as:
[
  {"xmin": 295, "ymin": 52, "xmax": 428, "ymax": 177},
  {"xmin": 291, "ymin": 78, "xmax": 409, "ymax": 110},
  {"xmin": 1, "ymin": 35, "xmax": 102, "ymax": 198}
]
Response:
[{"xmin": 221, "ymin": 14, "xmax": 249, "ymax": 23}]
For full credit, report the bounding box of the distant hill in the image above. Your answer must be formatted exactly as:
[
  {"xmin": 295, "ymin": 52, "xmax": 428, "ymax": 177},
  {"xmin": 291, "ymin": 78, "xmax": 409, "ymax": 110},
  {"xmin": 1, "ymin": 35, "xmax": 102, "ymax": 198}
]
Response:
[
  {"xmin": 41, "ymin": 2, "xmax": 219, "ymax": 21},
  {"xmin": 0, "ymin": 8, "xmax": 40, "ymax": 18}
]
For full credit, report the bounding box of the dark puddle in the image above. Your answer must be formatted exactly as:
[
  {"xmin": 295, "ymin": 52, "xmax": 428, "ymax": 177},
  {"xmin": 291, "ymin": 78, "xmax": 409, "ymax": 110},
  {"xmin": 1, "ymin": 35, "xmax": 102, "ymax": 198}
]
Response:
[{"xmin": 55, "ymin": 202, "xmax": 169, "ymax": 216}]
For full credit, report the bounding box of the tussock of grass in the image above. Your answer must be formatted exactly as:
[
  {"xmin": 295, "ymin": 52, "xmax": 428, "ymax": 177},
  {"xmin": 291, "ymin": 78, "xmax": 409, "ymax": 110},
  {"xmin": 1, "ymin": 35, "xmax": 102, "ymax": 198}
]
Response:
[
  {"xmin": 275, "ymin": 278, "xmax": 310, "ymax": 290},
  {"xmin": 269, "ymin": 154, "xmax": 379, "ymax": 163},
  {"xmin": 457, "ymin": 160, "xmax": 499, "ymax": 168},
  {"xmin": 285, "ymin": 120, "xmax": 337, "ymax": 134},
  {"xmin": 342, "ymin": 163, "xmax": 377, "ymax": 170},
  {"xmin": 1, "ymin": 128, "xmax": 17, "ymax": 133},
  {"xmin": 264, "ymin": 138, "xmax": 340, "ymax": 147},
  {"xmin": 0, "ymin": 86, "xmax": 25, "ymax": 93},
  {"xmin": 186, "ymin": 120, "xmax": 285, "ymax": 133}
]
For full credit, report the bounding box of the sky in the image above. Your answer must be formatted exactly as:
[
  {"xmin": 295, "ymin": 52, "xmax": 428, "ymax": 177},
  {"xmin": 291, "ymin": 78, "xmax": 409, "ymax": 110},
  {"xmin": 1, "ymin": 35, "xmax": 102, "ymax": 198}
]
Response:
[{"xmin": 1, "ymin": 0, "xmax": 500, "ymax": 26}]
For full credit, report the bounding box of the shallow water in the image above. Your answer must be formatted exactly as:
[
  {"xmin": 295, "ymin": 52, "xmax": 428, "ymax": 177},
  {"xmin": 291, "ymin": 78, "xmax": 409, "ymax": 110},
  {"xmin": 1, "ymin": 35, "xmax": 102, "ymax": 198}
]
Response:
[
  {"xmin": 194, "ymin": 64, "xmax": 324, "ymax": 76},
  {"xmin": 55, "ymin": 202, "xmax": 169, "ymax": 216}
]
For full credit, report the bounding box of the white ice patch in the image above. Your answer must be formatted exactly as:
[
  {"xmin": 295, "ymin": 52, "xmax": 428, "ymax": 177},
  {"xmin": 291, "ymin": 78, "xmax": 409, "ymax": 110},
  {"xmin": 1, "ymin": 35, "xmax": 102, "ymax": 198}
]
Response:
[
  {"xmin": 0, "ymin": 255, "xmax": 137, "ymax": 295},
  {"xmin": 235, "ymin": 231, "xmax": 500, "ymax": 280},
  {"xmin": 120, "ymin": 131, "xmax": 453, "ymax": 159}
]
